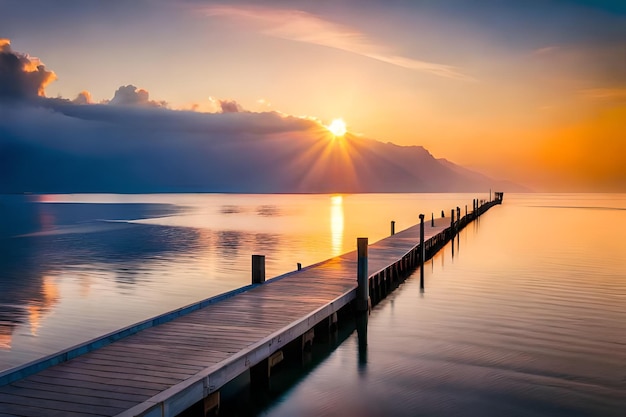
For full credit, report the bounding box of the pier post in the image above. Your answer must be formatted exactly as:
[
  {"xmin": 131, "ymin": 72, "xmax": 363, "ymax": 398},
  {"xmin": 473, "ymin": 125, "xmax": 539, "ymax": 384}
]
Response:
[
  {"xmin": 356, "ymin": 238, "xmax": 370, "ymax": 312},
  {"xmin": 451, "ymin": 209, "xmax": 455, "ymax": 234},
  {"xmin": 252, "ymin": 255, "xmax": 265, "ymax": 284},
  {"xmin": 465, "ymin": 205, "xmax": 468, "ymax": 218},
  {"xmin": 419, "ymin": 214, "xmax": 425, "ymax": 289},
  {"xmin": 297, "ymin": 263, "xmax": 302, "ymax": 271},
  {"xmin": 390, "ymin": 221, "xmax": 395, "ymax": 236},
  {"xmin": 356, "ymin": 311, "xmax": 368, "ymax": 370},
  {"xmin": 203, "ymin": 392, "xmax": 220, "ymax": 417},
  {"xmin": 431, "ymin": 212, "xmax": 434, "ymax": 227},
  {"xmin": 457, "ymin": 207, "xmax": 461, "ymax": 224},
  {"xmin": 441, "ymin": 210, "xmax": 445, "ymax": 218}
]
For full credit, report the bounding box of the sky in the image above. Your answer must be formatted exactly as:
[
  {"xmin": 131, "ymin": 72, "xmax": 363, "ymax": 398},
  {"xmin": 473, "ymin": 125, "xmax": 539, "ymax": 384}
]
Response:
[{"xmin": 1, "ymin": 0, "xmax": 625, "ymax": 191}]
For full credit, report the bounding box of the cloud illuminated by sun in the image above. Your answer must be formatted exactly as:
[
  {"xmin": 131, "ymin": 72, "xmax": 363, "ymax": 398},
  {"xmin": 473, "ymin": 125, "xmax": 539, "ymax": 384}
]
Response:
[{"xmin": 327, "ymin": 118, "xmax": 347, "ymax": 136}]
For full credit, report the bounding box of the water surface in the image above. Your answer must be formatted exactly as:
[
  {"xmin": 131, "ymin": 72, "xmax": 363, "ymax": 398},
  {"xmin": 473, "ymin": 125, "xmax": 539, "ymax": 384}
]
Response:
[
  {"xmin": 0, "ymin": 192, "xmax": 478, "ymax": 370},
  {"xmin": 257, "ymin": 194, "xmax": 626, "ymax": 416}
]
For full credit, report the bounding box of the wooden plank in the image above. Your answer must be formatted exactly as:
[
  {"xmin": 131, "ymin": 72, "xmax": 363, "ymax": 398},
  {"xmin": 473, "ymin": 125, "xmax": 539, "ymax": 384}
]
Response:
[
  {"xmin": 0, "ymin": 392, "xmax": 122, "ymax": 415},
  {"xmin": 1, "ymin": 384, "xmax": 137, "ymax": 409},
  {"xmin": 11, "ymin": 380, "xmax": 148, "ymax": 403},
  {"xmin": 25, "ymin": 373, "xmax": 168, "ymax": 395},
  {"xmin": 23, "ymin": 374, "xmax": 160, "ymax": 397},
  {"xmin": 68, "ymin": 356, "xmax": 203, "ymax": 374},
  {"xmin": 36, "ymin": 368, "xmax": 177, "ymax": 389},
  {"xmin": 35, "ymin": 364, "xmax": 188, "ymax": 384},
  {"xmin": 0, "ymin": 402, "xmax": 104, "ymax": 417}
]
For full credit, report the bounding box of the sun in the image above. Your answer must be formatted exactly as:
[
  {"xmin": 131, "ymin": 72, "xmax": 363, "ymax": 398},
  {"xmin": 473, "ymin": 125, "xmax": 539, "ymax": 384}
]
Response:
[{"xmin": 327, "ymin": 118, "xmax": 347, "ymax": 137}]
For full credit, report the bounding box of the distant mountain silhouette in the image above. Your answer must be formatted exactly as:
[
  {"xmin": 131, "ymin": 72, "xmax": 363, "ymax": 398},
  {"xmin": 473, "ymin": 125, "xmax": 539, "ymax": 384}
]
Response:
[
  {"xmin": 0, "ymin": 132, "xmax": 526, "ymax": 194},
  {"xmin": 0, "ymin": 103, "xmax": 526, "ymax": 193}
]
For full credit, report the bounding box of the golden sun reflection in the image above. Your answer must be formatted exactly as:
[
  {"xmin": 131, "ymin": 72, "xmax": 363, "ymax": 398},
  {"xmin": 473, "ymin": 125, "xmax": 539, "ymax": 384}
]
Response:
[
  {"xmin": 28, "ymin": 275, "xmax": 60, "ymax": 336},
  {"xmin": 0, "ymin": 325, "xmax": 13, "ymax": 350},
  {"xmin": 330, "ymin": 195, "xmax": 344, "ymax": 256}
]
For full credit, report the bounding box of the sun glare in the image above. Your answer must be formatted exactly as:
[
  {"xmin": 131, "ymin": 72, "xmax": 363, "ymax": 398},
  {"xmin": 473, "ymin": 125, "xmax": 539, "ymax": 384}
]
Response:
[{"xmin": 327, "ymin": 118, "xmax": 347, "ymax": 137}]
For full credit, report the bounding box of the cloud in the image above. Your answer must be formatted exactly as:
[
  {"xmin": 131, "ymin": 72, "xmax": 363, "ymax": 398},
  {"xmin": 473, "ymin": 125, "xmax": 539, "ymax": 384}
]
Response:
[
  {"xmin": 533, "ymin": 46, "xmax": 558, "ymax": 55},
  {"xmin": 0, "ymin": 38, "xmax": 515, "ymax": 194},
  {"xmin": 0, "ymin": 38, "xmax": 56, "ymax": 100},
  {"xmin": 72, "ymin": 90, "xmax": 92, "ymax": 105},
  {"xmin": 108, "ymin": 84, "xmax": 167, "ymax": 108},
  {"xmin": 1, "ymin": 98, "xmax": 509, "ymax": 193},
  {"xmin": 579, "ymin": 88, "xmax": 626, "ymax": 102},
  {"xmin": 201, "ymin": 6, "xmax": 472, "ymax": 81},
  {"xmin": 218, "ymin": 99, "xmax": 243, "ymax": 113},
  {"xmin": 257, "ymin": 98, "xmax": 272, "ymax": 108}
]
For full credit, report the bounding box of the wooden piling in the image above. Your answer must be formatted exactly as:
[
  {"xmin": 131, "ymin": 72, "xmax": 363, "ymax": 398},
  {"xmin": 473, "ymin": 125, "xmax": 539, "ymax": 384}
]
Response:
[
  {"xmin": 297, "ymin": 262, "xmax": 302, "ymax": 271},
  {"xmin": 431, "ymin": 213, "xmax": 434, "ymax": 227},
  {"xmin": 419, "ymin": 214, "xmax": 425, "ymax": 289},
  {"xmin": 203, "ymin": 392, "xmax": 220, "ymax": 417},
  {"xmin": 252, "ymin": 255, "xmax": 265, "ymax": 284},
  {"xmin": 391, "ymin": 221, "xmax": 395, "ymax": 236},
  {"xmin": 356, "ymin": 311, "xmax": 368, "ymax": 367},
  {"xmin": 451, "ymin": 209, "xmax": 455, "ymax": 233},
  {"xmin": 356, "ymin": 237, "xmax": 369, "ymax": 312}
]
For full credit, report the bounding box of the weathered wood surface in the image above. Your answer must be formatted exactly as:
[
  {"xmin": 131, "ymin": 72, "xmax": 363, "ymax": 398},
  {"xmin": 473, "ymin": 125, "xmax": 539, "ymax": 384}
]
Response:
[{"xmin": 0, "ymin": 206, "xmax": 494, "ymax": 417}]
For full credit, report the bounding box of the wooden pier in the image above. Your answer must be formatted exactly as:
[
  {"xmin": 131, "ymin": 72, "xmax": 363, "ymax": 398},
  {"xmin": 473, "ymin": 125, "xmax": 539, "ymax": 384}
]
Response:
[{"xmin": 0, "ymin": 197, "xmax": 502, "ymax": 417}]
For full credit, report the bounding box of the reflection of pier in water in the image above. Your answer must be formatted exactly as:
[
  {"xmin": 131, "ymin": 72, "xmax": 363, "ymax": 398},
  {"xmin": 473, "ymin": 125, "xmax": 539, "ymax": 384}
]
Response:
[{"xmin": 0, "ymin": 196, "xmax": 503, "ymax": 416}]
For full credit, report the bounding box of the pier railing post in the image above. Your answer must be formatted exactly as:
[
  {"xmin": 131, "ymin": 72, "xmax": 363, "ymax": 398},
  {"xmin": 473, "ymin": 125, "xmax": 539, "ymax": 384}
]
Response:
[
  {"xmin": 390, "ymin": 221, "xmax": 395, "ymax": 236},
  {"xmin": 419, "ymin": 214, "xmax": 425, "ymax": 289},
  {"xmin": 252, "ymin": 255, "xmax": 265, "ymax": 284},
  {"xmin": 431, "ymin": 213, "xmax": 434, "ymax": 227},
  {"xmin": 451, "ymin": 209, "xmax": 455, "ymax": 234},
  {"xmin": 356, "ymin": 238, "xmax": 370, "ymax": 312}
]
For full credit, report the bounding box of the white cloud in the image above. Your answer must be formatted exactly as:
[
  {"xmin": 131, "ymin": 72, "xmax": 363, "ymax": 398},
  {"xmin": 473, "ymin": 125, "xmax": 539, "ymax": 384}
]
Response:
[
  {"xmin": 109, "ymin": 85, "xmax": 167, "ymax": 108},
  {"xmin": 201, "ymin": 6, "xmax": 472, "ymax": 81},
  {"xmin": 579, "ymin": 88, "xmax": 626, "ymax": 102}
]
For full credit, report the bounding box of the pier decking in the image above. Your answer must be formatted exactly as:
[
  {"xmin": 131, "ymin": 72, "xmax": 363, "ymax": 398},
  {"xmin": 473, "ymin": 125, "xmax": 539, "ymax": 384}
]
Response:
[{"xmin": 0, "ymin": 199, "xmax": 501, "ymax": 417}]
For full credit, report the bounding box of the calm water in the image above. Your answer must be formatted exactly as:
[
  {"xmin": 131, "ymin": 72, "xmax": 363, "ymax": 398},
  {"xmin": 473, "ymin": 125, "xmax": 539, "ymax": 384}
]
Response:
[
  {"xmin": 2, "ymin": 193, "xmax": 624, "ymax": 416},
  {"xmin": 0, "ymin": 192, "xmax": 479, "ymax": 371},
  {"xmin": 257, "ymin": 193, "xmax": 626, "ymax": 417}
]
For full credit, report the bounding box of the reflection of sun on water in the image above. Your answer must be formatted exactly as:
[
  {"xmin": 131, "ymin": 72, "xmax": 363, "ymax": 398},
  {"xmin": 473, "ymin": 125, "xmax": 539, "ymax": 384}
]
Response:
[
  {"xmin": 28, "ymin": 275, "xmax": 60, "ymax": 336},
  {"xmin": 330, "ymin": 195, "xmax": 344, "ymax": 256},
  {"xmin": 0, "ymin": 326, "xmax": 13, "ymax": 349}
]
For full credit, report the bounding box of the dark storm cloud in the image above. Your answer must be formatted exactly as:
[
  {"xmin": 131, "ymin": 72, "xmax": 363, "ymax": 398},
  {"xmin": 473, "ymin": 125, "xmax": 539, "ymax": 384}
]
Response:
[{"xmin": 0, "ymin": 39, "xmax": 56, "ymax": 100}]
